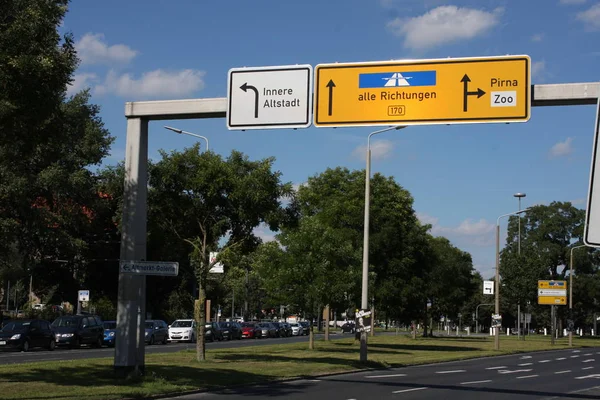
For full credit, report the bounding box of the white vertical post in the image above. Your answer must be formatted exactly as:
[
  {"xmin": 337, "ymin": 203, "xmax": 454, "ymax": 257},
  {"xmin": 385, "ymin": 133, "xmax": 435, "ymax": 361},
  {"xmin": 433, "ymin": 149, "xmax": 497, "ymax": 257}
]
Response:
[{"xmin": 114, "ymin": 118, "xmax": 148, "ymax": 376}]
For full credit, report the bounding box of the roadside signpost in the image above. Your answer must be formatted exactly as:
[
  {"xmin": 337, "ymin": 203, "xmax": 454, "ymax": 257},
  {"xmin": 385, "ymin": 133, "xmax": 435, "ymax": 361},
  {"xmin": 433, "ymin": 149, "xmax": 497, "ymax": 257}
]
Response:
[
  {"xmin": 537, "ymin": 280, "xmax": 567, "ymax": 305},
  {"xmin": 483, "ymin": 280, "xmax": 494, "ymax": 295},
  {"xmin": 584, "ymin": 98, "xmax": 600, "ymax": 246},
  {"xmin": 313, "ymin": 55, "xmax": 530, "ymax": 127},
  {"xmin": 227, "ymin": 64, "xmax": 313, "ymax": 130},
  {"xmin": 119, "ymin": 260, "xmax": 179, "ymax": 277}
]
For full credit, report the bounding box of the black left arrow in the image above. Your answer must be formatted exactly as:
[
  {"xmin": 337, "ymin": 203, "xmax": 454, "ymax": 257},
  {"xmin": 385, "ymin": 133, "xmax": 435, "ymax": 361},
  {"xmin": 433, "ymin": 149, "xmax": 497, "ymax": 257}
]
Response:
[
  {"xmin": 461, "ymin": 74, "xmax": 486, "ymax": 112},
  {"xmin": 326, "ymin": 79, "xmax": 336, "ymax": 116},
  {"xmin": 240, "ymin": 83, "xmax": 259, "ymax": 118}
]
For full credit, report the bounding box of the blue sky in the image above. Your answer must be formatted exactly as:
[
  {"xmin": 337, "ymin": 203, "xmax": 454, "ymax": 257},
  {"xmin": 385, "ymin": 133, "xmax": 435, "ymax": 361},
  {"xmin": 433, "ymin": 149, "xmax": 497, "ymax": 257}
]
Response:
[{"xmin": 62, "ymin": 0, "xmax": 600, "ymax": 279}]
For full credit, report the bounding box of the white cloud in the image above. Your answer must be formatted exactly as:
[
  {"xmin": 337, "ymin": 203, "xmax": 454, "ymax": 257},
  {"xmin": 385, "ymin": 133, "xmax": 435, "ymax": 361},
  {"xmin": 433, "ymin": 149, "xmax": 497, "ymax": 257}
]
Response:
[
  {"xmin": 577, "ymin": 4, "xmax": 600, "ymax": 31},
  {"xmin": 94, "ymin": 69, "xmax": 206, "ymax": 99},
  {"xmin": 416, "ymin": 212, "xmax": 439, "ymax": 226},
  {"xmin": 418, "ymin": 212, "xmax": 495, "ymax": 247},
  {"xmin": 453, "ymin": 219, "xmax": 495, "ymax": 236},
  {"xmin": 531, "ymin": 33, "xmax": 544, "ymax": 42},
  {"xmin": 549, "ymin": 137, "xmax": 574, "ymax": 158},
  {"xmin": 570, "ymin": 198, "xmax": 586, "ymax": 205},
  {"xmin": 75, "ymin": 33, "xmax": 138, "ymax": 65},
  {"xmin": 67, "ymin": 73, "xmax": 97, "ymax": 95},
  {"xmin": 352, "ymin": 140, "xmax": 394, "ymax": 161},
  {"xmin": 386, "ymin": 6, "xmax": 502, "ymax": 50},
  {"xmin": 253, "ymin": 224, "xmax": 276, "ymax": 243},
  {"xmin": 532, "ymin": 60, "xmax": 546, "ymax": 81},
  {"xmin": 560, "ymin": 0, "xmax": 586, "ymax": 4}
]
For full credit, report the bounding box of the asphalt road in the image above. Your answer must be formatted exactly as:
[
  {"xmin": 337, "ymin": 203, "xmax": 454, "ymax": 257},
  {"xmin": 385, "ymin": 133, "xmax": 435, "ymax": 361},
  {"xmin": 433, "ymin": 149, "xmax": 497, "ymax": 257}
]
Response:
[
  {"xmin": 0, "ymin": 332, "xmax": 355, "ymax": 364},
  {"xmin": 169, "ymin": 347, "xmax": 600, "ymax": 400}
]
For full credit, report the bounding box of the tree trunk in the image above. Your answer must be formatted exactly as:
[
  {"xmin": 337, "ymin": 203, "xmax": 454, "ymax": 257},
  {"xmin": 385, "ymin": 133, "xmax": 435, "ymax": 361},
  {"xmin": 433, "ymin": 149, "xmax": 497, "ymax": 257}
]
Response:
[
  {"xmin": 422, "ymin": 303, "xmax": 429, "ymax": 337},
  {"xmin": 309, "ymin": 323, "xmax": 315, "ymax": 350},
  {"xmin": 324, "ymin": 305, "xmax": 330, "ymax": 341},
  {"xmin": 195, "ymin": 277, "xmax": 206, "ymax": 362}
]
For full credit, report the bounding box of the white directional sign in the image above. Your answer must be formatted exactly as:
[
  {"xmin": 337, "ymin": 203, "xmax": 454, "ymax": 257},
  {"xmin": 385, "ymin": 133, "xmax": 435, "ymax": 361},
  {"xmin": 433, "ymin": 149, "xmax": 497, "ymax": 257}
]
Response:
[
  {"xmin": 585, "ymin": 99, "xmax": 600, "ymax": 247},
  {"xmin": 483, "ymin": 280, "xmax": 494, "ymax": 295},
  {"xmin": 119, "ymin": 260, "xmax": 179, "ymax": 276},
  {"xmin": 227, "ymin": 64, "xmax": 313, "ymax": 130},
  {"xmin": 78, "ymin": 290, "xmax": 90, "ymax": 302},
  {"xmin": 538, "ymin": 289, "xmax": 567, "ymax": 296}
]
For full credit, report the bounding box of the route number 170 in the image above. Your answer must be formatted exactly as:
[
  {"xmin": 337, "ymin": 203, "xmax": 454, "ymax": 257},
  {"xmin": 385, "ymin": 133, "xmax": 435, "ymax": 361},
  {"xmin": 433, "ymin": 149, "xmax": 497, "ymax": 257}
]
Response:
[{"xmin": 490, "ymin": 91, "xmax": 517, "ymax": 107}]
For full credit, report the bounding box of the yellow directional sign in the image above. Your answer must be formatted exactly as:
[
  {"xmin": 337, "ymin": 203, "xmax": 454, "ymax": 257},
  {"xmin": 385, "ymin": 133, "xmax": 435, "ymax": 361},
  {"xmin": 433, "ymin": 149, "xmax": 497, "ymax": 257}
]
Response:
[
  {"xmin": 313, "ymin": 55, "xmax": 531, "ymax": 127},
  {"xmin": 538, "ymin": 280, "xmax": 567, "ymax": 305}
]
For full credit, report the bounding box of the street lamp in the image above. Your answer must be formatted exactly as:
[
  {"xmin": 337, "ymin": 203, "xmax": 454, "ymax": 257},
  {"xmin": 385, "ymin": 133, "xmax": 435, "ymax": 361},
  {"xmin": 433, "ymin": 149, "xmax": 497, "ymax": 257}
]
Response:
[
  {"xmin": 164, "ymin": 126, "xmax": 209, "ymax": 151},
  {"xmin": 569, "ymin": 244, "xmax": 588, "ymax": 346},
  {"xmin": 495, "ymin": 208, "xmax": 531, "ymax": 350},
  {"xmin": 513, "ymin": 193, "xmax": 526, "ymax": 254},
  {"xmin": 360, "ymin": 125, "xmax": 404, "ymax": 362}
]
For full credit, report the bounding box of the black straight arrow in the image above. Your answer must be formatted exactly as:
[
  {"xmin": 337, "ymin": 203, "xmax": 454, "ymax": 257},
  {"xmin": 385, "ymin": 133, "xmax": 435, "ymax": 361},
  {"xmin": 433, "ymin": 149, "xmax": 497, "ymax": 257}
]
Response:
[
  {"xmin": 461, "ymin": 74, "xmax": 486, "ymax": 112},
  {"xmin": 240, "ymin": 83, "xmax": 259, "ymax": 118},
  {"xmin": 326, "ymin": 79, "xmax": 336, "ymax": 116}
]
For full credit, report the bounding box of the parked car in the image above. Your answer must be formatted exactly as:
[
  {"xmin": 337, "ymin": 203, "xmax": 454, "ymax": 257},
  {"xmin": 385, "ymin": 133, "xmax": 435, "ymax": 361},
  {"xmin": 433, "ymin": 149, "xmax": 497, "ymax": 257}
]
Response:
[
  {"xmin": 103, "ymin": 321, "xmax": 117, "ymax": 347},
  {"xmin": 271, "ymin": 322, "xmax": 287, "ymax": 337},
  {"xmin": 0, "ymin": 319, "xmax": 56, "ymax": 352},
  {"xmin": 340, "ymin": 322, "xmax": 356, "ymax": 333},
  {"xmin": 218, "ymin": 321, "xmax": 242, "ymax": 340},
  {"xmin": 204, "ymin": 322, "xmax": 223, "ymax": 342},
  {"xmin": 240, "ymin": 322, "xmax": 260, "ymax": 338},
  {"xmin": 145, "ymin": 320, "xmax": 169, "ymax": 345},
  {"xmin": 256, "ymin": 322, "xmax": 277, "ymax": 338},
  {"xmin": 289, "ymin": 322, "xmax": 304, "ymax": 336},
  {"xmin": 281, "ymin": 322, "xmax": 293, "ymax": 337},
  {"xmin": 52, "ymin": 314, "xmax": 104, "ymax": 348},
  {"xmin": 299, "ymin": 321, "xmax": 311, "ymax": 335},
  {"xmin": 168, "ymin": 319, "xmax": 196, "ymax": 343}
]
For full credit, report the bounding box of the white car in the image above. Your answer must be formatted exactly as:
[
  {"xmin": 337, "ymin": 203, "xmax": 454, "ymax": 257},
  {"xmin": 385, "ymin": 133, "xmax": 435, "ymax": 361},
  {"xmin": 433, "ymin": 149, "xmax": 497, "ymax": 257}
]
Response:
[
  {"xmin": 290, "ymin": 323, "xmax": 304, "ymax": 336},
  {"xmin": 168, "ymin": 319, "xmax": 197, "ymax": 342}
]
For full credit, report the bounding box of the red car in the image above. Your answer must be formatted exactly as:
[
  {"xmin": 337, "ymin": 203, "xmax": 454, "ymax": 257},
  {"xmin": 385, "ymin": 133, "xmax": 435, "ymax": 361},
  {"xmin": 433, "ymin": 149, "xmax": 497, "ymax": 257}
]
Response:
[{"xmin": 240, "ymin": 322, "xmax": 260, "ymax": 338}]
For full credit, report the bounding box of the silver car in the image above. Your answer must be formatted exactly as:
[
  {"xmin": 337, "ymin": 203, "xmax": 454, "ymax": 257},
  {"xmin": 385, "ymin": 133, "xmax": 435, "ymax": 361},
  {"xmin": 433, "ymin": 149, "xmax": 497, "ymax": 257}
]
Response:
[{"xmin": 290, "ymin": 323, "xmax": 304, "ymax": 336}]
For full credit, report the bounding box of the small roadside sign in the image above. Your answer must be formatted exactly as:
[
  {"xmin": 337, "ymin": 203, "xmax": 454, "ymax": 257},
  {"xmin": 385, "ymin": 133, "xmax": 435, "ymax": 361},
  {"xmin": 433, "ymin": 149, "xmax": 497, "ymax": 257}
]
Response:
[
  {"xmin": 227, "ymin": 64, "xmax": 313, "ymax": 130},
  {"xmin": 78, "ymin": 290, "xmax": 89, "ymax": 302},
  {"xmin": 209, "ymin": 252, "xmax": 224, "ymax": 274},
  {"xmin": 119, "ymin": 260, "xmax": 179, "ymax": 276},
  {"xmin": 584, "ymin": 98, "xmax": 600, "ymax": 247},
  {"xmin": 313, "ymin": 55, "xmax": 530, "ymax": 127},
  {"xmin": 483, "ymin": 280, "xmax": 494, "ymax": 295}
]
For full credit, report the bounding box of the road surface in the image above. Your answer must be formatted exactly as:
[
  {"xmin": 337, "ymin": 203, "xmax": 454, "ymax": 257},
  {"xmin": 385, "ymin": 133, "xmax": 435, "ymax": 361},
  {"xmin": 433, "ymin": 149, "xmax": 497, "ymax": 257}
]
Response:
[{"xmin": 168, "ymin": 347, "xmax": 600, "ymax": 400}]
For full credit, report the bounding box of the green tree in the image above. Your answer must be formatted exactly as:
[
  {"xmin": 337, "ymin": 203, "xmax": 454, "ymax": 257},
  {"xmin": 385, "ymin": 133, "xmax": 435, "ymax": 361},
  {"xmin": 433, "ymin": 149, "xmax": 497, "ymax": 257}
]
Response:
[
  {"xmin": 149, "ymin": 145, "xmax": 293, "ymax": 361},
  {"xmin": 0, "ymin": 0, "xmax": 113, "ymax": 303}
]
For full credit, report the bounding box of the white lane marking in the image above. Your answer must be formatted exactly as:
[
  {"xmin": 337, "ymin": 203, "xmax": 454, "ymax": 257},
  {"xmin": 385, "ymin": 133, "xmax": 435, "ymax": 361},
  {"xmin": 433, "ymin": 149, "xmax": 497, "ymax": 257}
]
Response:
[
  {"xmin": 584, "ymin": 353, "xmax": 593, "ymax": 356},
  {"xmin": 518, "ymin": 363, "xmax": 533, "ymax": 366},
  {"xmin": 460, "ymin": 380, "xmax": 492, "ymax": 385},
  {"xmin": 392, "ymin": 387, "xmax": 428, "ymax": 394},
  {"xmin": 573, "ymin": 350, "xmax": 581, "ymax": 353},
  {"xmin": 555, "ymin": 370, "xmax": 571, "ymax": 374},
  {"xmin": 583, "ymin": 367, "xmax": 594, "ymax": 370},
  {"xmin": 498, "ymin": 369, "xmax": 532, "ymax": 374},
  {"xmin": 556, "ymin": 357, "xmax": 566, "ymax": 360},
  {"xmin": 575, "ymin": 374, "xmax": 600, "ymax": 380},
  {"xmin": 485, "ymin": 366, "xmax": 507, "ymax": 370},
  {"xmin": 307, "ymin": 379, "xmax": 321, "ymax": 382},
  {"xmin": 571, "ymin": 355, "xmax": 580, "ymax": 358},
  {"xmin": 435, "ymin": 370, "xmax": 466, "ymax": 374},
  {"xmin": 516, "ymin": 375, "xmax": 539, "ymax": 380},
  {"xmin": 582, "ymin": 359, "xmax": 595, "ymax": 363},
  {"xmin": 539, "ymin": 360, "xmax": 551, "ymax": 363},
  {"xmin": 520, "ymin": 355, "xmax": 532, "ymax": 359},
  {"xmin": 366, "ymin": 373, "xmax": 407, "ymax": 379}
]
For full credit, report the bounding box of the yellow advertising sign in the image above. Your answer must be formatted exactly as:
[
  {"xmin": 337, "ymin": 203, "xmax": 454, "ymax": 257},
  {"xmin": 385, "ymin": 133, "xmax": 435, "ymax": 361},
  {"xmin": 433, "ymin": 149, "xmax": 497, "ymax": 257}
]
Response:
[
  {"xmin": 538, "ymin": 296, "xmax": 567, "ymax": 305},
  {"xmin": 313, "ymin": 55, "xmax": 530, "ymax": 127}
]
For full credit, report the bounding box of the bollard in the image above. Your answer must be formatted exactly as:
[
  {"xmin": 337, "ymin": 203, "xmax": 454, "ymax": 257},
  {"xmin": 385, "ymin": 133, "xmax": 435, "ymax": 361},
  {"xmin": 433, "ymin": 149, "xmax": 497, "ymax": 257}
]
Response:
[
  {"xmin": 544, "ymin": 328, "xmax": 547, "ymax": 336},
  {"xmin": 507, "ymin": 328, "xmax": 510, "ymax": 336}
]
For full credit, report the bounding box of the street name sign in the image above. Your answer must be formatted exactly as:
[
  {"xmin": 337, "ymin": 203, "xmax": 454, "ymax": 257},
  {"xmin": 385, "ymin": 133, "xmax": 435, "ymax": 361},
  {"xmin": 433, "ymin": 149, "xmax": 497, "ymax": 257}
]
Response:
[
  {"xmin": 483, "ymin": 280, "xmax": 494, "ymax": 295},
  {"xmin": 584, "ymin": 98, "xmax": 600, "ymax": 247},
  {"xmin": 119, "ymin": 260, "xmax": 179, "ymax": 276},
  {"xmin": 227, "ymin": 64, "xmax": 313, "ymax": 130},
  {"xmin": 538, "ymin": 280, "xmax": 567, "ymax": 305},
  {"xmin": 313, "ymin": 55, "xmax": 530, "ymax": 128}
]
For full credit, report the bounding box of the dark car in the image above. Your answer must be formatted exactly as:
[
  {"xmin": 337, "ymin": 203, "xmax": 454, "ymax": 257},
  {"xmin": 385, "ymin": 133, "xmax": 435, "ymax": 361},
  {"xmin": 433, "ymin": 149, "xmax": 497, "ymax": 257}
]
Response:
[
  {"xmin": 204, "ymin": 322, "xmax": 223, "ymax": 342},
  {"xmin": 281, "ymin": 322, "xmax": 293, "ymax": 337},
  {"xmin": 145, "ymin": 320, "xmax": 169, "ymax": 345},
  {"xmin": 240, "ymin": 322, "xmax": 261, "ymax": 338},
  {"xmin": 341, "ymin": 322, "xmax": 356, "ymax": 333},
  {"xmin": 271, "ymin": 322, "xmax": 287, "ymax": 337},
  {"xmin": 103, "ymin": 321, "xmax": 117, "ymax": 347},
  {"xmin": 0, "ymin": 319, "xmax": 56, "ymax": 352},
  {"xmin": 299, "ymin": 321, "xmax": 311, "ymax": 335},
  {"xmin": 52, "ymin": 314, "xmax": 104, "ymax": 348},
  {"xmin": 218, "ymin": 321, "xmax": 242, "ymax": 340}
]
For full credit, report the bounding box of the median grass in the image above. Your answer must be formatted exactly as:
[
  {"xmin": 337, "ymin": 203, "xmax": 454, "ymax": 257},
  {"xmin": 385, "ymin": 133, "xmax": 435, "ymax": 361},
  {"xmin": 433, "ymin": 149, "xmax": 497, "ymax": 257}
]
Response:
[{"xmin": 1, "ymin": 334, "xmax": 598, "ymax": 400}]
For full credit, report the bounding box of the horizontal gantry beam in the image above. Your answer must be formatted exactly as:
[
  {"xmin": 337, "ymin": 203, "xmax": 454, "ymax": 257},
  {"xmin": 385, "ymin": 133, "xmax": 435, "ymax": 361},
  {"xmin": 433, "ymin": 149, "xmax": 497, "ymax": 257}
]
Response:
[{"xmin": 124, "ymin": 82, "xmax": 599, "ymax": 120}]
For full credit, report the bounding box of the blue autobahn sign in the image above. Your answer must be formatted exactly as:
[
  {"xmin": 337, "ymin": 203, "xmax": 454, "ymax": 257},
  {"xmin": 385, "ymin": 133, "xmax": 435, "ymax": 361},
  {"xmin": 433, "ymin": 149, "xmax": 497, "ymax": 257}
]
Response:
[{"xmin": 119, "ymin": 260, "xmax": 179, "ymax": 276}]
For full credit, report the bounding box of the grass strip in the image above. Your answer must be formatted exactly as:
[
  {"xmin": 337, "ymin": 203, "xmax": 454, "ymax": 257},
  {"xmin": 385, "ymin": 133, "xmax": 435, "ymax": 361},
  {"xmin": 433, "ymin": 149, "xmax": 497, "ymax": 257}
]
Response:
[{"xmin": 0, "ymin": 334, "xmax": 598, "ymax": 400}]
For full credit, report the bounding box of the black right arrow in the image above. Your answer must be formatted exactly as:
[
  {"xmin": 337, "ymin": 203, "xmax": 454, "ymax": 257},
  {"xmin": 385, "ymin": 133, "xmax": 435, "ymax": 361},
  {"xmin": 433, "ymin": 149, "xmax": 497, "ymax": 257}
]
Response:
[
  {"xmin": 240, "ymin": 82, "xmax": 259, "ymax": 118},
  {"xmin": 326, "ymin": 79, "xmax": 336, "ymax": 116},
  {"xmin": 461, "ymin": 74, "xmax": 486, "ymax": 112}
]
